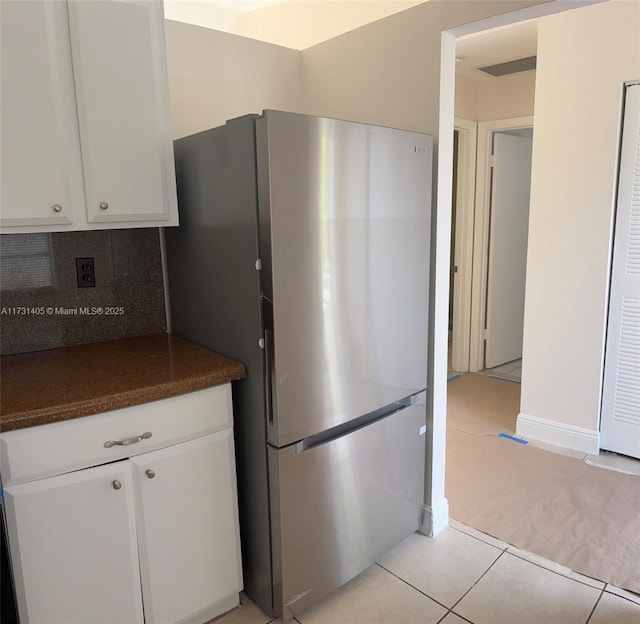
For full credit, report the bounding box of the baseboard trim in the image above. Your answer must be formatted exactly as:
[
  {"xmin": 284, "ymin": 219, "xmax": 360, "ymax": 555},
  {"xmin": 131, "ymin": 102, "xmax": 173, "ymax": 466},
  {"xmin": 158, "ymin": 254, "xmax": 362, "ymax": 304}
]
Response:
[
  {"xmin": 419, "ymin": 498, "xmax": 449, "ymax": 538},
  {"xmin": 516, "ymin": 413, "xmax": 600, "ymax": 455}
]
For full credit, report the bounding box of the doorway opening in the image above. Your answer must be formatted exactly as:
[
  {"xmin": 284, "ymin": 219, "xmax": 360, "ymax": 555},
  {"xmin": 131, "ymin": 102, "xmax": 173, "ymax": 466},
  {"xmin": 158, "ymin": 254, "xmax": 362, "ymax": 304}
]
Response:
[
  {"xmin": 445, "ymin": 23, "xmax": 538, "ymax": 460},
  {"xmin": 428, "ymin": 0, "xmax": 608, "ymax": 538},
  {"xmin": 450, "ymin": 114, "xmax": 535, "ymax": 381},
  {"xmin": 469, "ymin": 120, "xmax": 533, "ymax": 379}
]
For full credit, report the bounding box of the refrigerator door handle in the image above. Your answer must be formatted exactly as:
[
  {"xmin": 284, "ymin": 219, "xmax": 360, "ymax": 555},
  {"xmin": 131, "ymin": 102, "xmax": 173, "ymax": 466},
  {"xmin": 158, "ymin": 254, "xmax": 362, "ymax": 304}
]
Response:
[
  {"xmin": 293, "ymin": 394, "xmax": 422, "ymax": 455},
  {"xmin": 264, "ymin": 329, "xmax": 274, "ymax": 426}
]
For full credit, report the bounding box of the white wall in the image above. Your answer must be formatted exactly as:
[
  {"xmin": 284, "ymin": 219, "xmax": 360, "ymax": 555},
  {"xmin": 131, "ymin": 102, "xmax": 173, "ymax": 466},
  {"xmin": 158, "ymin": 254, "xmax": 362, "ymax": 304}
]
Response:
[
  {"xmin": 455, "ymin": 71, "xmax": 536, "ymax": 121},
  {"xmin": 455, "ymin": 74, "xmax": 478, "ymax": 119},
  {"xmin": 301, "ymin": 0, "xmax": 544, "ymax": 132},
  {"xmin": 164, "ymin": 20, "xmax": 303, "ymax": 138},
  {"xmin": 519, "ymin": 0, "xmax": 640, "ymax": 449},
  {"xmin": 476, "ymin": 71, "xmax": 536, "ymax": 120}
]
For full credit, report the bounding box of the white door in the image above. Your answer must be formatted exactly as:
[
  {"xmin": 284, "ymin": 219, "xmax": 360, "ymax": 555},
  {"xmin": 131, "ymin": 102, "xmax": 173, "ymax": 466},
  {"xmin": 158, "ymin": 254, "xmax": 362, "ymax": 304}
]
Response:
[
  {"xmin": 3, "ymin": 462, "xmax": 143, "ymax": 624},
  {"xmin": 0, "ymin": 0, "xmax": 84, "ymax": 227},
  {"xmin": 485, "ymin": 132, "xmax": 533, "ymax": 369},
  {"xmin": 132, "ymin": 431, "xmax": 242, "ymax": 624},
  {"xmin": 600, "ymin": 84, "xmax": 640, "ymax": 459}
]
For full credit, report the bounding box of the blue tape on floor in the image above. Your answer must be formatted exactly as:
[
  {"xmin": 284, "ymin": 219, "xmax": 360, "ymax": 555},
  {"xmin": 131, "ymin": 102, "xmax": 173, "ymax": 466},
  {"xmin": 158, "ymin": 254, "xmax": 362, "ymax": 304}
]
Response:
[
  {"xmin": 498, "ymin": 432, "xmax": 528, "ymax": 445},
  {"xmin": 448, "ymin": 374, "xmax": 461, "ymax": 383}
]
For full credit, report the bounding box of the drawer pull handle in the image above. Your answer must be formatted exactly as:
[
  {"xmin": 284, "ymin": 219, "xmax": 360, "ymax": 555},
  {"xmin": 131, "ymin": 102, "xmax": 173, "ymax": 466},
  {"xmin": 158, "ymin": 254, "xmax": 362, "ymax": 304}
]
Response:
[
  {"xmin": 145, "ymin": 469, "xmax": 156, "ymax": 479},
  {"xmin": 104, "ymin": 431, "xmax": 152, "ymax": 448},
  {"xmin": 112, "ymin": 480, "xmax": 122, "ymax": 490}
]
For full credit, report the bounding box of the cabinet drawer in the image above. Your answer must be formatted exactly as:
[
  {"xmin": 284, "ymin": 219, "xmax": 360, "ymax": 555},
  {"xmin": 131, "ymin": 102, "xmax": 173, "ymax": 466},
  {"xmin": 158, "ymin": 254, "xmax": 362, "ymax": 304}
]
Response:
[{"xmin": 0, "ymin": 385, "xmax": 232, "ymax": 486}]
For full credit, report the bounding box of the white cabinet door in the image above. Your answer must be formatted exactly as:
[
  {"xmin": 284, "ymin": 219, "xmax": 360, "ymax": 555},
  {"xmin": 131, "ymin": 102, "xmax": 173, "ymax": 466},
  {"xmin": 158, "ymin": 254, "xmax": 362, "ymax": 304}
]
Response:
[
  {"xmin": 3, "ymin": 461, "xmax": 144, "ymax": 624},
  {"xmin": 67, "ymin": 0, "xmax": 177, "ymax": 225},
  {"xmin": 0, "ymin": 0, "xmax": 84, "ymax": 228},
  {"xmin": 132, "ymin": 431, "xmax": 243, "ymax": 624}
]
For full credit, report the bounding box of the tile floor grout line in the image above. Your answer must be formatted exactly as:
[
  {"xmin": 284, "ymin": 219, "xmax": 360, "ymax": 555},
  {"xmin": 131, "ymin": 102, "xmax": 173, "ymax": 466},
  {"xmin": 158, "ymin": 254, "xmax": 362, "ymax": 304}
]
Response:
[
  {"xmin": 434, "ymin": 608, "xmax": 476, "ymax": 624},
  {"xmin": 602, "ymin": 585, "xmax": 640, "ymax": 606},
  {"xmin": 374, "ymin": 561, "xmax": 452, "ymax": 612},
  {"xmin": 449, "ymin": 611, "xmax": 476, "ymax": 624},
  {"xmin": 448, "ymin": 548, "xmax": 507, "ymax": 613},
  {"xmin": 584, "ymin": 587, "xmax": 605, "ymax": 624},
  {"xmin": 505, "ymin": 549, "xmax": 606, "ymax": 591},
  {"xmin": 449, "ymin": 523, "xmax": 508, "ymax": 551},
  {"xmin": 434, "ymin": 612, "xmax": 448, "ymax": 624},
  {"xmin": 452, "ymin": 522, "xmax": 610, "ymax": 593},
  {"xmin": 434, "ymin": 611, "xmax": 450, "ymax": 624}
]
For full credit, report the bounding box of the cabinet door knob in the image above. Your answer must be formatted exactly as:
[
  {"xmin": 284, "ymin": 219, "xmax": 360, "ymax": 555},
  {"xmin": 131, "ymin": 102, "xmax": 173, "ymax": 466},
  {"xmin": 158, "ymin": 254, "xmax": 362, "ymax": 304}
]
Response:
[
  {"xmin": 99, "ymin": 202, "xmax": 109, "ymax": 210},
  {"xmin": 145, "ymin": 469, "xmax": 156, "ymax": 479},
  {"xmin": 52, "ymin": 204, "xmax": 63, "ymax": 213},
  {"xmin": 112, "ymin": 480, "xmax": 122, "ymax": 490}
]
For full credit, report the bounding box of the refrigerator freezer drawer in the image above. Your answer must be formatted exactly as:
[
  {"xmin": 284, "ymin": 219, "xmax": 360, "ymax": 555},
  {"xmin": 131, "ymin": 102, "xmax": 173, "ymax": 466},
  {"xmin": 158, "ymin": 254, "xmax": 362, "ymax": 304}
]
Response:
[{"xmin": 268, "ymin": 400, "xmax": 426, "ymax": 619}]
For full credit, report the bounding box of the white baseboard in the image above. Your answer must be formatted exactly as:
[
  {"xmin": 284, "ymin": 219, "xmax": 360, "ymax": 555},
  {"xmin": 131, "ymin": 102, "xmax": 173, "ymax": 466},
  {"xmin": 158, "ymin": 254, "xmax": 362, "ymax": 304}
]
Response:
[
  {"xmin": 419, "ymin": 498, "xmax": 449, "ymax": 538},
  {"xmin": 516, "ymin": 413, "xmax": 600, "ymax": 455}
]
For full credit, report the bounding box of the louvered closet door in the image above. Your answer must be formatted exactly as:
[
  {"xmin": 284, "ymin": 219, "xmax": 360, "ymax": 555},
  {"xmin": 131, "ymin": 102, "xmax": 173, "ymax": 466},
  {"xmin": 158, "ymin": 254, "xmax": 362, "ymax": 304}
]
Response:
[{"xmin": 600, "ymin": 84, "xmax": 640, "ymax": 459}]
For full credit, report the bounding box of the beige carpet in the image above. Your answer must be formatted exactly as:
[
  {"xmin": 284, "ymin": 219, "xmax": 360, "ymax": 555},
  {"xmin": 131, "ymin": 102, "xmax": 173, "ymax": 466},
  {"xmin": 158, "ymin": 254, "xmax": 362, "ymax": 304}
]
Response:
[{"xmin": 445, "ymin": 373, "xmax": 640, "ymax": 594}]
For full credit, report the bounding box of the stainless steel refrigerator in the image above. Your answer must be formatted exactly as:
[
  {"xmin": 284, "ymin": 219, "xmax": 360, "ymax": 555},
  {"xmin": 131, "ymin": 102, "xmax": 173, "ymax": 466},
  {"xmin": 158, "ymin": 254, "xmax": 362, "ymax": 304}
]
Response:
[{"xmin": 165, "ymin": 110, "xmax": 432, "ymax": 620}]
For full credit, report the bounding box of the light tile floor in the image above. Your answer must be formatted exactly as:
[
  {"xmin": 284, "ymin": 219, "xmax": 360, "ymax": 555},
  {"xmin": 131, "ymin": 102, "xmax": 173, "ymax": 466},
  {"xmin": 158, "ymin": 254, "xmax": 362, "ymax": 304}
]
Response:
[{"xmin": 214, "ymin": 523, "xmax": 640, "ymax": 624}]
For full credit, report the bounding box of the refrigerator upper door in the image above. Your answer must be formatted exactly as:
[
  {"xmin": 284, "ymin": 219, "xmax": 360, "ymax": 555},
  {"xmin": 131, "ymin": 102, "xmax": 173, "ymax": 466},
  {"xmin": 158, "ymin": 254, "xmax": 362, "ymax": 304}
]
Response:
[{"xmin": 257, "ymin": 111, "xmax": 432, "ymax": 447}]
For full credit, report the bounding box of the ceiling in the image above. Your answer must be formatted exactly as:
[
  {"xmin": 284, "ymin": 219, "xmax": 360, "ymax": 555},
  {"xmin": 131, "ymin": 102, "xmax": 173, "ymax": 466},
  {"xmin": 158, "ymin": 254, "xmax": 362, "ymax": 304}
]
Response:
[
  {"xmin": 163, "ymin": 0, "xmax": 427, "ymax": 50},
  {"xmin": 456, "ymin": 19, "xmax": 538, "ymax": 81},
  {"xmin": 164, "ymin": 1, "xmax": 538, "ymax": 75},
  {"xmin": 207, "ymin": 1, "xmax": 292, "ymax": 11}
]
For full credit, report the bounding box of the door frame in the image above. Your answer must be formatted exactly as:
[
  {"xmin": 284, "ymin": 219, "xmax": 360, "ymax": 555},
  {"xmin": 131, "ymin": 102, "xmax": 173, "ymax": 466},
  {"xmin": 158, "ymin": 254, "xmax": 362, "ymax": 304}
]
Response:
[
  {"xmin": 469, "ymin": 116, "xmax": 534, "ymax": 372},
  {"xmin": 450, "ymin": 118, "xmax": 477, "ymax": 372},
  {"xmin": 424, "ymin": 0, "xmax": 604, "ymax": 538}
]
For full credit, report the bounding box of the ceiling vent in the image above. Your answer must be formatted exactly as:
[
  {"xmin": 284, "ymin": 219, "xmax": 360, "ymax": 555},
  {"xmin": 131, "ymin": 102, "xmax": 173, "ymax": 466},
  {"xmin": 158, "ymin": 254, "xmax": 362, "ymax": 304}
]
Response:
[{"xmin": 477, "ymin": 55, "xmax": 537, "ymax": 77}]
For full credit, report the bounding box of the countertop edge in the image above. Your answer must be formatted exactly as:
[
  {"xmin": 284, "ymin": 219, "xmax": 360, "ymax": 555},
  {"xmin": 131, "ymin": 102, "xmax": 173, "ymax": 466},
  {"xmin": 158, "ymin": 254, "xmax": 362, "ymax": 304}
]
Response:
[{"xmin": 1, "ymin": 365, "xmax": 246, "ymax": 434}]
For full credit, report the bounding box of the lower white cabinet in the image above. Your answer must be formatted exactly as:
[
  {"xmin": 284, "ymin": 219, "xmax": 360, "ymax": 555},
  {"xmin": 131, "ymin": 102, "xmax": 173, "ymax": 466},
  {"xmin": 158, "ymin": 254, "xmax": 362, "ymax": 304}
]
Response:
[
  {"xmin": 4, "ymin": 461, "xmax": 143, "ymax": 624},
  {"xmin": 133, "ymin": 431, "xmax": 242, "ymax": 624},
  {"xmin": 2, "ymin": 392, "xmax": 242, "ymax": 624}
]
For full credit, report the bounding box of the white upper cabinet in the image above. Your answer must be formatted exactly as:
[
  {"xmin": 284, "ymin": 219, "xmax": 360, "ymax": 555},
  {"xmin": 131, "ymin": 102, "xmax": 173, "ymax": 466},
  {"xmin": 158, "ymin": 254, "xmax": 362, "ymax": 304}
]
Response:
[
  {"xmin": 0, "ymin": 0, "xmax": 84, "ymax": 228},
  {"xmin": 0, "ymin": 0, "xmax": 178, "ymax": 233},
  {"xmin": 68, "ymin": 0, "xmax": 176, "ymax": 224}
]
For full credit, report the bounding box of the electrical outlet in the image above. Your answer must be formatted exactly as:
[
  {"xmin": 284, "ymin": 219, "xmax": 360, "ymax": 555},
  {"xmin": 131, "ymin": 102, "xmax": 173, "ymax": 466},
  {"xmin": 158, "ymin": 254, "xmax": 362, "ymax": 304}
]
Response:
[{"xmin": 76, "ymin": 257, "xmax": 96, "ymax": 288}]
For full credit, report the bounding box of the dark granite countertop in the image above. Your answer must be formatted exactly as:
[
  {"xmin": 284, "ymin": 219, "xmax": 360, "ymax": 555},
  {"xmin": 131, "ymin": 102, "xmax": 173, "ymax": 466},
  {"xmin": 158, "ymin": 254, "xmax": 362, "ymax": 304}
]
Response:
[{"xmin": 0, "ymin": 333, "xmax": 246, "ymax": 432}]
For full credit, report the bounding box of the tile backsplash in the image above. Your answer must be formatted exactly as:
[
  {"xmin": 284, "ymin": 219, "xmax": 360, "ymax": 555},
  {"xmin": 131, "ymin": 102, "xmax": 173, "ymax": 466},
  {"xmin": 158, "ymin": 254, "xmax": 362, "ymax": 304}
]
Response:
[{"xmin": 0, "ymin": 229, "xmax": 167, "ymax": 355}]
